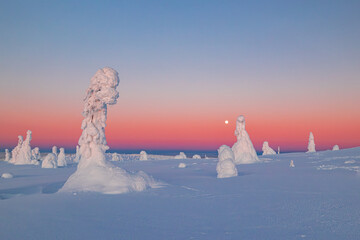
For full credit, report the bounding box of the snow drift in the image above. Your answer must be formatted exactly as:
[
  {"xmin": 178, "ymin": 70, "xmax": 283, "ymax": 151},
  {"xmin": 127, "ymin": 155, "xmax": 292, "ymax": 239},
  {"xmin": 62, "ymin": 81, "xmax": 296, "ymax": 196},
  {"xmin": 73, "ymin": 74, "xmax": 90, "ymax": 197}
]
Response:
[{"xmin": 60, "ymin": 67, "xmax": 158, "ymax": 194}]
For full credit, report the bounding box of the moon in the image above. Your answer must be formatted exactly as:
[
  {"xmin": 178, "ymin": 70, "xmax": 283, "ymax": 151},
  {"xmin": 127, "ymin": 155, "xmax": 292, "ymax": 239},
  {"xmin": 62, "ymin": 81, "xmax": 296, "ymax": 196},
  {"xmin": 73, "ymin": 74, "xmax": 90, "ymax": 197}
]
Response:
[{"xmin": 225, "ymin": 120, "xmax": 229, "ymax": 125}]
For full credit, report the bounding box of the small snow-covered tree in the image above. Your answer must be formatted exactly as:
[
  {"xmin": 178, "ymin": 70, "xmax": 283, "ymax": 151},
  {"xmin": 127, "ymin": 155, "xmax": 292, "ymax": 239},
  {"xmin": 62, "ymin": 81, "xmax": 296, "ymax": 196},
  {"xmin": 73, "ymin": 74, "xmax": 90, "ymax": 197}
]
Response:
[
  {"xmin": 32, "ymin": 147, "xmax": 41, "ymax": 161},
  {"xmin": 217, "ymin": 145, "xmax": 238, "ymax": 178},
  {"xmin": 61, "ymin": 67, "xmax": 157, "ymax": 194},
  {"xmin": 5, "ymin": 149, "xmax": 10, "ymax": 162},
  {"xmin": 13, "ymin": 130, "xmax": 34, "ymax": 165},
  {"xmin": 57, "ymin": 148, "xmax": 67, "ymax": 167},
  {"xmin": 42, "ymin": 153, "xmax": 57, "ymax": 168},
  {"xmin": 175, "ymin": 152, "xmax": 187, "ymax": 159},
  {"xmin": 74, "ymin": 145, "xmax": 80, "ymax": 163},
  {"xmin": 307, "ymin": 132, "xmax": 316, "ymax": 153},
  {"xmin": 192, "ymin": 154, "xmax": 201, "ymax": 159},
  {"xmin": 112, "ymin": 153, "xmax": 120, "ymax": 161},
  {"xmin": 332, "ymin": 145, "xmax": 340, "ymax": 151},
  {"xmin": 139, "ymin": 151, "xmax": 148, "ymax": 161},
  {"xmin": 52, "ymin": 146, "xmax": 58, "ymax": 157},
  {"xmin": 10, "ymin": 135, "xmax": 23, "ymax": 163},
  {"xmin": 231, "ymin": 115, "xmax": 259, "ymax": 164},
  {"xmin": 262, "ymin": 141, "xmax": 276, "ymax": 155}
]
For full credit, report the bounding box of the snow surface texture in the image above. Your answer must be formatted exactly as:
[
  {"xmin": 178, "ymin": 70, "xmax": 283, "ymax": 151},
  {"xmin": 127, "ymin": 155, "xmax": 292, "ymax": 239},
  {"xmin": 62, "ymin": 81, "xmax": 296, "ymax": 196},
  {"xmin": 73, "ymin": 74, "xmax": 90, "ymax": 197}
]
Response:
[
  {"xmin": 57, "ymin": 148, "xmax": 67, "ymax": 167},
  {"xmin": 333, "ymin": 145, "xmax": 340, "ymax": 151},
  {"xmin": 231, "ymin": 115, "xmax": 260, "ymax": 164},
  {"xmin": 60, "ymin": 67, "xmax": 158, "ymax": 194},
  {"xmin": 174, "ymin": 152, "xmax": 187, "ymax": 159},
  {"xmin": 262, "ymin": 141, "xmax": 276, "ymax": 155},
  {"xmin": 216, "ymin": 145, "xmax": 238, "ymax": 178},
  {"xmin": 192, "ymin": 154, "xmax": 201, "ymax": 159},
  {"xmin": 2, "ymin": 148, "xmax": 360, "ymax": 239},
  {"xmin": 1, "ymin": 172, "xmax": 13, "ymax": 179},
  {"xmin": 139, "ymin": 151, "xmax": 148, "ymax": 161},
  {"xmin": 307, "ymin": 132, "xmax": 316, "ymax": 153},
  {"xmin": 41, "ymin": 153, "xmax": 57, "ymax": 169},
  {"xmin": 178, "ymin": 163, "xmax": 186, "ymax": 168}
]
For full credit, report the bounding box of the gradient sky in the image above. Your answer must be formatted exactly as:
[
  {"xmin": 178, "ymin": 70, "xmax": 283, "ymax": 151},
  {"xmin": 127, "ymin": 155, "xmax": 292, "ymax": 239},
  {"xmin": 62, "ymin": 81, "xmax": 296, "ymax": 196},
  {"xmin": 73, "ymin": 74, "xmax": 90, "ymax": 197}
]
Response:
[{"xmin": 0, "ymin": 0, "xmax": 359, "ymax": 152}]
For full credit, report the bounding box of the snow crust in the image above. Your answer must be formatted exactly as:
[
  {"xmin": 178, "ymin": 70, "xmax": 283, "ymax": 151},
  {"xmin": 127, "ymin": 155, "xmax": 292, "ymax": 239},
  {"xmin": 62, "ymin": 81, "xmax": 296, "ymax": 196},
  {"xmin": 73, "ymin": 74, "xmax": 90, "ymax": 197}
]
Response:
[
  {"xmin": 231, "ymin": 115, "xmax": 260, "ymax": 164},
  {"xmin": 139, "ymin": 151, "xmax": 148, "ymax": 161},
  {"xmin": 307, "ymin": 132, "xmax": 316, "ymax": 153},
  {"xmin": 216, "ymin": 145, "xmax": 238, "ymax": 178},
  {"xmin": 192, "ymin": 154, "xmax": 201, "ymax": 159},
  {"xmin": 41, "ymin": 153, "xmax": 57, "ymax": 168},
  {"xmin": 333, "ymin": 145, "xmax": 340, "ymax": 151},
  {"xmin": 57, "ymin": 148, "xmax": 67, "ymax": 167},
  {"xmin": 60, "ymin": 67, "xmax": 157, "ymax": 194},
  {"xmin": 1, "ymin": 172, "xmax": 13, "ymax": 179},
  {"xmin": 262, "ymin": 141, "xmax": 276, "ymax": 155},
  {"xmin": 174, "ymin": 152, "xmax": 187, "ymax": 159}
]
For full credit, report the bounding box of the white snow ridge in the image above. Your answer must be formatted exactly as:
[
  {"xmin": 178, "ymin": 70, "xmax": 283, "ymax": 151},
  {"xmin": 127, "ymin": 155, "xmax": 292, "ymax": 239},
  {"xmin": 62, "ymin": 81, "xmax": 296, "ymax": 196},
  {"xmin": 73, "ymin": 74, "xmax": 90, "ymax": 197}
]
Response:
[
  {"xmin": 231, "ymin": 115, "xmax": 260, "ymax": 164},
  {"xmin": 262, "ymin": 141, "xmax": 276, "ymax": 155},
  {"xmin": 60, "ymin": 67, "xmax": 160, "ymax": 194},
  {"xmin": 217, "ymin": 145, "xmax": 238, "ymax": 178}
]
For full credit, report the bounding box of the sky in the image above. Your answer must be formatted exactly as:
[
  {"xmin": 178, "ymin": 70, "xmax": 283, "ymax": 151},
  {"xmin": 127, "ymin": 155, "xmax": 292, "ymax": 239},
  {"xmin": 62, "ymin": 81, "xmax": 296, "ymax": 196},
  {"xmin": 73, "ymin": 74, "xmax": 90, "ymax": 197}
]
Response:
[{"xmin": 0, "ymin": 0, "xmax": 359, "ymax": 152}]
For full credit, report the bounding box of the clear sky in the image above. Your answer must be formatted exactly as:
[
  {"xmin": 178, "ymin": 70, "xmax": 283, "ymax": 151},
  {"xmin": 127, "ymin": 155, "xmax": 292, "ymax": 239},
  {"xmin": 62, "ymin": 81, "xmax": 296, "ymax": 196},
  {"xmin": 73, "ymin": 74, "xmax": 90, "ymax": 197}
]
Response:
[{"xmin": 0, "ymin": 0, "xmax": 359, "ymax": 152}]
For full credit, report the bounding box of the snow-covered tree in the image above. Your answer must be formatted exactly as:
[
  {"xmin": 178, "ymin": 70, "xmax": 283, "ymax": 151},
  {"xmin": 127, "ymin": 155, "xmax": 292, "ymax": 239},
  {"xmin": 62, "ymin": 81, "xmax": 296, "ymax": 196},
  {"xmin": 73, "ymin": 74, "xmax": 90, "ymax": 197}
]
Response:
[
  {"xmin": 332, "ymin": 145, "xmax": 340, "ymax": 151},
  {"xmin": 139, "ymin": 151, "xmax": 148, "ymax": 161},
  {"xmin": 12, "ymin": 130, "xmax": 35, "ymax": 165},
  {"xmin": 277, "ymin": 146, "xmax": 280, "ymax": 154},
  {"xmin": 192, "ymin": 154, "xmax": 201, "ymax": 159},
  {"xmin": 307, "ymin": 132, "xmax": 316, "ymax": 153},
  {"xmin": 175, "ymin": 152, "xmax": 187, "ymax": 159},
  {"xmin": 31, "ymin": 147, "xmax": 41, "ymax": 161},
  {"xmin": 74, "ymin": 145, "xmax": 80, "ymax": 163},
  {"xmin": 5, "ymin": 149, "xmax": 10, "ymax": 162},
  {"xmin": 111, "ymin": 153, "xmax": 120, "ymax": 161},
  {"xmin": 42, "ymin": 153, "xmax": 57, "ymax": 168},
  {"xmin": 231, "ymin": 115, "xmax": 260, "ymax": 164},
  {"xmin": 216, "ymin": 145, "xmax": 238, "ymax": 178},
  {"xmin": 289, "ymin": 160, "xmax": 295, "ymax": 167},
  {"xmin": 57, "ymin": 148, "xmax": 67, "ymax": 167},
  {"xmin": 52, "ymin": 146, "xmax": 58, "ymax": 157},
  {"xmin": 262, "ymin": 141, "xmax": 276, "ymax": 155},
  {"xmin": 61, "ymin": 67, "xmax": 157, "ymax": 194},
  {"xmin": 10, "ymin": 135, "xmax": 23, "ymax": 164}
]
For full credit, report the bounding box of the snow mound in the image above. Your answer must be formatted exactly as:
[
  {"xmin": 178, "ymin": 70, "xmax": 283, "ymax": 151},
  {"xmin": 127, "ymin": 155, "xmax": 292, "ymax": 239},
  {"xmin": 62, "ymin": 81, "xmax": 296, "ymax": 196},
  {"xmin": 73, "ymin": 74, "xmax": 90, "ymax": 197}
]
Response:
[
  {"xmin": 139, "ymin": 151, "xmax": 148, "ymax": 161},
  {"xmin": 178, "ymin": 163, "xmax": 186, "ymax": 168},
  {"xmin": 217, "ymin": 145, "xmax": 238, "ymax": 178},
  {"xmin": 42, "ymin": 153, "xmax": 58, "ymax": 168},
  {"xmin": 307, "ymin": 132, "xmax": 316, "ymax": 153},
  {"xmin": 192, "ymin": 154, "xmax": 201, "ymax": 159},
  {"xmin": 231, "ymin": 115, "xmax": 260, "ymax": 164},
  {"xmin": 333, "ymin": 145, "xmax": 340, "ymax": 151},
  {"xmin": 57, "ymin": 148, "xmax": 67, "ymax": 167},
  {"xmin": 262, "ymin": 141, "xmax": 276, "ymax": 155},
  {"xmin": 1, "ymin": 173, "xmax": 13, "ymax": 179},
  {"xmin": 60, "ymin": 161, "xmax": 159, "ymax": 194},
  {"xmin": 175, "ymin": 152, "xmax": 187, "ymax": 159}
]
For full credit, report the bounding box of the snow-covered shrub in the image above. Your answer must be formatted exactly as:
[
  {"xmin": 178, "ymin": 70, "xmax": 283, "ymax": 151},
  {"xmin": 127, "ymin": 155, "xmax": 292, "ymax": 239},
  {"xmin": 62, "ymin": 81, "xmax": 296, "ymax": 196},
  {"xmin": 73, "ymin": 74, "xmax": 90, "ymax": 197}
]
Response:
[
  {"xmin": 307, "ymin": 132, "xmax": 316, "ymax": 153},
  {"xmin": 192, "ymin": 154, "xmax": 201, "ymax": 159},
  {"xmin": 175, "ymin": 152, "xmax": 187, "ymax": 159},
  {"xmin": 57, "ymin": 148, "xmax": 67, "ymax": 167},
  {"xmin": 178, "ymin": 163, "xmax": 186, "ymax": 168},
  {"xmin": 42, "ymin": 153, "xmax": 58, "ymax": 168},
  {"xmin": 60, "ymin": 67, "xmax": 159, "ymax": 194},
  {"xmin": 262, "ymin": 141, "xmax": 276, "ymax": 155},
  {"xmin": 231, "ymin": 115, "xmax": 259, "ymax": 164},
  {"xmin": 1, "ymin": 173, "xmax": 13, "ymax": 178},
  {"xmin": 139, "ymin": 151, "xmax": 148, "ymax": 161},
  {"xmin": 217, "ymin": 145, "xmax": 238, "ymax": 178}
]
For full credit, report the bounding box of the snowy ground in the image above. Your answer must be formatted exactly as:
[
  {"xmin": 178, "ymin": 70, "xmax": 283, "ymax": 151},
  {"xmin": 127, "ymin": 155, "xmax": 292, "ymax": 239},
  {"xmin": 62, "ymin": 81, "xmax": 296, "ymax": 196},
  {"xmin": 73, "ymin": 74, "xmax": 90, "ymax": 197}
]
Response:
[{"xmin": 1, "ymin": 148, "xmax": 360, "ymax": 239}]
